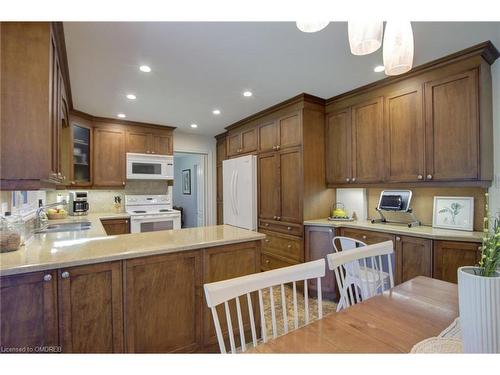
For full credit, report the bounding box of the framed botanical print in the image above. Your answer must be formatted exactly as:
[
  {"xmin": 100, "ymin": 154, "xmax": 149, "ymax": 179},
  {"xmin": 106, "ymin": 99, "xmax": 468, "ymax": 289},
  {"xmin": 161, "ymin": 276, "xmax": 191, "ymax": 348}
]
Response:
[{"xmin": 432, "ymin": 196, "xmax": 474, "ymax": 231}]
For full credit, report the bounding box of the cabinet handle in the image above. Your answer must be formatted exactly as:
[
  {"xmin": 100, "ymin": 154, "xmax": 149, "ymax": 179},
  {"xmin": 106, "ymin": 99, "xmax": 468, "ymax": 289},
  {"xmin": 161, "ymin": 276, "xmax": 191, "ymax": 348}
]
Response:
[
  {"xmin": 122, "ymin": 182, "xmax": 126, "ymax": 186},
  {"xmin": 277, "ymin": 216, "xmax": 281, "ymax": 221},
  {"xmin": 265, "ymin": 259, "xmax": 270, "ymax": 264},
  {"xmin": 61, "ymin": 271, "xmax": 70, "ymax": 279},
  {"xmin": 151, "ymin": 151, "xmax": 156, "ymax": 154},
  {"xmin": 43, "ymin": 274, "xmax": 52, "ymax": 282},
  {"xmin": 477, "ymin": 246, "xmax": 482, "ymax": 251},
  {"xmin": 125, "ymin": 220, "xmax": 129, "ymax": 224},
  {"xmin": 265, "ymin": 223, "xmax": 269, "ymax": 227},
  {"xmin": 71, "ymin": 181, "xmax": 76, "ymax": 185},
  {"xmin": 273, "ymin": 216, "xmax": 277, "ymax": 220},
  {"xmin": 426, "ymin": 174, "xmax": 433, "ymax": 180},
  {"xmin": 362, "ymin": 235, "xmax": 367, "ymax": 240},
  {"xmin": 287, "ymin": 226, "xmax": 292, "ymax": 230},
  {"xmin": 351, "ymin": 177, "xmax": 356, "ymax": 183},
  {"xmin": 287, "ymin": 244, "xmax": 292, "ymax": 249},
  {"xmin": 265, "ymin": 239, "xmax": 270, "ymax": 243},
  {"xmin": 396, "ymin": 236, "xmax": 401, "ymax": 241},
  {"xmin": 417, "ymin": 175, "xmax": 423, "ymax": 180},
  {"xmin": 328, "ymin": 229, "xmax": 333, "ymax": 233},
  {"xmin": 346, "ymin": 178, "xmax": 350, "ymax": 183},
  {"xmin": 272, "ymin": 146, "xmax": 277, "ymax": 150},
  {"xmin": 276, "ymin": 145, "xmax": 280, "ymax": 150}
]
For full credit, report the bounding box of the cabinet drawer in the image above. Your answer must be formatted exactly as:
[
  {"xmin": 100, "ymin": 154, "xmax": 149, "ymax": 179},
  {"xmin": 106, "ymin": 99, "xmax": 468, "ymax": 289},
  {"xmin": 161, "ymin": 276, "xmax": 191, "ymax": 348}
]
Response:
[
  {"xmin": 261, "ymin": 253, "xmax": 298, "ymax": 271},
  {"xmin": 261, "ymin": 230, "xmax": 303, "ymax": 262},
  {"xmin": 259, "ymin": 219, "xmax": 303, "ymax": 237},
  {"xmin": 340, "ymin": 228, "xmax": 395, "ymax": 245}
]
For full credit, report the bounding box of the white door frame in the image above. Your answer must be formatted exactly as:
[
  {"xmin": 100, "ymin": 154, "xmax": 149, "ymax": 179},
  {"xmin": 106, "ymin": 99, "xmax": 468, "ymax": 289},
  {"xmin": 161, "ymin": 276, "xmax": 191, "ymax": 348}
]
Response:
[{"xmin": 173, "ymin": 151, "xmax": 210, "ymax": 227}]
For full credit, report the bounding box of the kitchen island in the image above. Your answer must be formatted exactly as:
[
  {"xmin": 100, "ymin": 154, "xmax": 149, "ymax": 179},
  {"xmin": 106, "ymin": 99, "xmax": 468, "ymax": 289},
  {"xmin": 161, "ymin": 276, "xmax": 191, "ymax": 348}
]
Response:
[{"xmin": 0, "ymin": 219, "xmax": 264, "ymax": 353}]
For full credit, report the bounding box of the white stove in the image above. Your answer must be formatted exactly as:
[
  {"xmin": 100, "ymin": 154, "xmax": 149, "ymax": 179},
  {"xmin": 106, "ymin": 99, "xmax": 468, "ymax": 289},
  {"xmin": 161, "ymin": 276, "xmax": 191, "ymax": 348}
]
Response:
[{"xmin": 125, "ymin": 194, "xmax": 181, "ymax": 233}]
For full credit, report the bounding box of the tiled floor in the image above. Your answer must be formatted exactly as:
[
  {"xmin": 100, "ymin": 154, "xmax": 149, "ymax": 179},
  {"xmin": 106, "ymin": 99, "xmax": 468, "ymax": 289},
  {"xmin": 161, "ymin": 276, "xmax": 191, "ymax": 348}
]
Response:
[{"xmin": 261, "ymin": 284, "xmax": 337, "ymax": 338}]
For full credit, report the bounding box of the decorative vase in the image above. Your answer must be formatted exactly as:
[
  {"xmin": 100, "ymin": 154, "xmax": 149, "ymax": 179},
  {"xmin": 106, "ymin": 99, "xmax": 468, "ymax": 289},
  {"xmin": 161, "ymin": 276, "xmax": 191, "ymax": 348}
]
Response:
[{"xmin": 458, "ymin": 266, "xmax": 500, "ymax": 353}]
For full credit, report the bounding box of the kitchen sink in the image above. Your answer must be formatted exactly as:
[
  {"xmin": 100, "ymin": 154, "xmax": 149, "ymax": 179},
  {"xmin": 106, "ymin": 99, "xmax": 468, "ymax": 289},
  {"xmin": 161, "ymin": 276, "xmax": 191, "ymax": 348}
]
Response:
[{"xmin": 35, "ymin": 221, "xmax": 92, "ymax": 234}]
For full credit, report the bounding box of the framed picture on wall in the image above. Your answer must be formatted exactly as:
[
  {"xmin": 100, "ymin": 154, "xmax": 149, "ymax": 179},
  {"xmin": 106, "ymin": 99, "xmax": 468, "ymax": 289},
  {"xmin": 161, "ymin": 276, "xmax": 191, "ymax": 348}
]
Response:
[
  {"xmin": 432, "ymin": 196, "xmax": 474, "ymax": 231},
  {"xmin": 182, "ymin": 169, "xmax": 191, "ymax": 195}
]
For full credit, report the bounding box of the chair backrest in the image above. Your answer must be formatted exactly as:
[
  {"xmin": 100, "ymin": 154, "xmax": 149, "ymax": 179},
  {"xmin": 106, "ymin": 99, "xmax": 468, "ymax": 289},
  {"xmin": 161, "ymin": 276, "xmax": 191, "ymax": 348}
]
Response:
[
  {"xmin": 327, "ymin": 240, "xmax": 395, "ymax": 310},
  {"xmin": 204, "ymin": 259, "xmax": 325, "ymax": 353},
  {"xmin": 332, "ymin": 236, "xmax": 367, "ymax": 278}
]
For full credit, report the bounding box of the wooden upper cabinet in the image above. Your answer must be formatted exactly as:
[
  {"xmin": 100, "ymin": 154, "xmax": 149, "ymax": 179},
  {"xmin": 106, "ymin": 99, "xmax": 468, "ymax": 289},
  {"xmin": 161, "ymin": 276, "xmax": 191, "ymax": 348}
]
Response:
[
  {"xmin": 58, "ymin": 262, "xmax": 124, "ymax": 353},
  {"xmin": 227, "ymin": 127, "xmax": 257, "ymax": 156},
  {"xmin": 424, "ymin": 69, "xmax": 479, "ymax": 181},
  {"xmin": 0, "ymin": 271, "xmax": 59, "ymax": 349},
  {"xmin": 258, "ymin": 153, "xmax": 280, "ymax": 220},
  {"xmin": 93, "ymin": 127, "xmax": 126, "ymax": 187},
  {"xmin": 258, "ymin": 121, "xmax": 278, "ymax": 153},
  {"xmin": 152, "ymin": 134, "xmax": 173, "ymax": 155},
  {"xmin": 279, "ymin": 148, "xmax": 302, "ymax": 223},
  {"xmin": 278, "ymin": 112, "xmax": 301, "ymax": 149},
  {"xmin": 395, "ymin": 235, "xmax": 432, "ymax": 285},
  {"xmin": 326, "ymin": 108, "xmax": 352, "ymax": 185},
  {"xmin": 124, "ymin": 251, "xmax": 202, "ymax": 353},
  {"xmin": 216, "ymin": 136, "xmax": 227, "ymax": 164},
  {"xmin": 433, "ymin": 240, "xmax": 481, "ymax": 283},
  {"xmin": 351, "ymin": 97, "xmax": 384, "ymax": 184},
  {"xmin": 384, "ymin": 87, "xmax": 425, "ymax": 182},
  {"xmin": 126, "ymin": 130, "xmax": 149, "ymax": 154}
]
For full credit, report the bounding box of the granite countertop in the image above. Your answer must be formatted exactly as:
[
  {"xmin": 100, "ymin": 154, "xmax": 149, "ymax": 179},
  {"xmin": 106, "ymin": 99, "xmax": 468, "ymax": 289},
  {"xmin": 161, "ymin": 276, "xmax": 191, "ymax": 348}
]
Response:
[
  {"xmin": 0, "ymin": 213, "xmax": 265, "ymax": 276},
  {"xmin": 303, "ymin": 218, "xmax": 484, "ymax": 243}
]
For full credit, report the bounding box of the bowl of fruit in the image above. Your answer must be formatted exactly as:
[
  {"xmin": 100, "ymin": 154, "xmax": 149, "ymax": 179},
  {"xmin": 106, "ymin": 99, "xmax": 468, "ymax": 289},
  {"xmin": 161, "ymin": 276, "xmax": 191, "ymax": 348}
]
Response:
[{"xmin": 47, "ymin": 208, "xmax": 68, "ymax": 220}]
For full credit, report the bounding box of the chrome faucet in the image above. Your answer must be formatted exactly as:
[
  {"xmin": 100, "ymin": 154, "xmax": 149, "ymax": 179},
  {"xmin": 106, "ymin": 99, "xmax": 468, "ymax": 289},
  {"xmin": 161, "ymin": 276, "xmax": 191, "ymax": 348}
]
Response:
[{"xmin": 35, "ymin": 200, "xmax": 67, "ymax": 230}]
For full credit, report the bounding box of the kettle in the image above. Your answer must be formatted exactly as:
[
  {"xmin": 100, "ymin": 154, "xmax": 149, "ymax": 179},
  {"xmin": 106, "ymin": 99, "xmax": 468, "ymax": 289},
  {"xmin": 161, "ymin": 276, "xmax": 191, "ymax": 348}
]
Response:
[{"xmin": 332, "ymin": 202, "xmax": 348, "ymax": 218}]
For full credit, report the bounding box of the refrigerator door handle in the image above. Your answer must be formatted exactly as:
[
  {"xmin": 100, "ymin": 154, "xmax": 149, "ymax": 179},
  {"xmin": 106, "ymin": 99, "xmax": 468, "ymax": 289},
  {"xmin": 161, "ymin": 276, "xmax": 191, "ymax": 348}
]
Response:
[
  {"xmin": 234, "ymin": 170, "xmax": 239, "ymax": 216},
  {"xmin": 231, "ymin": 169, "xmax": 237, "ymax": 216}
]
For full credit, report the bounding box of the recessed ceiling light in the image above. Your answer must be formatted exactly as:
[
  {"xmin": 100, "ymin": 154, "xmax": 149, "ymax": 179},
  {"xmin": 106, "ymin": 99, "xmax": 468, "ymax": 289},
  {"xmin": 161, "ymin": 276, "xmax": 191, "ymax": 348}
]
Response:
[
  {"xmin": 117, "ymin": 113, "xmax": 126, "ymax": 118},
  {"xmin": 190, "ymin": 123, "xmax": 198, "ymax": 128},
  {"xmin": 212, "ymin": 109, "xmax": 221, "ymax": 115},
  {"xmin": 243, "ymin": 91, "xmax": 253, "ymax": 97},
  {"xmin": 126, "ymin": 94, "xmax": 137, "ymax": 100},
  {"xmin": 139, "ymin": 65, "xmax": 151, "ymax": 73},
  {"xmin": 374, "ymin": 65, "xmax": 385, "ymax": 73}
]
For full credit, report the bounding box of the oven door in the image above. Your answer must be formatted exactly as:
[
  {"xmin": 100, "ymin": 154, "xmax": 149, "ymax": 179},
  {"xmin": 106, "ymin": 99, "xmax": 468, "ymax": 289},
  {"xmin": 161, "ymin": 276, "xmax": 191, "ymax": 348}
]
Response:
[
  {"xmin": 130, "ymin": 214, "xmax": 180, "ymax": 233},
  {"xmin": 126, "ymin": 153, "xmax": 173, "ymax": 180}
]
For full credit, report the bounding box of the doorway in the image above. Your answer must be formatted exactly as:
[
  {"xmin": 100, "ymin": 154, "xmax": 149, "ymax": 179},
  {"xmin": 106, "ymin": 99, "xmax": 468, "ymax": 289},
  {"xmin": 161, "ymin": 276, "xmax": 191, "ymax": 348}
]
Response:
[{"xmin": 173, "ymin": 152, "xmax": 207, "ymax": 228}]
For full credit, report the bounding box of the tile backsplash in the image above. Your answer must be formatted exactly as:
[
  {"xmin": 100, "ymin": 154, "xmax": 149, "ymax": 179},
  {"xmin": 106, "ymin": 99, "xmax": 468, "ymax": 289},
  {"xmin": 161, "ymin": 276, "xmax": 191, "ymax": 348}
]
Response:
[{"xmin": 46, "ymin": 180, "xmax": 171, "ymax": 213}]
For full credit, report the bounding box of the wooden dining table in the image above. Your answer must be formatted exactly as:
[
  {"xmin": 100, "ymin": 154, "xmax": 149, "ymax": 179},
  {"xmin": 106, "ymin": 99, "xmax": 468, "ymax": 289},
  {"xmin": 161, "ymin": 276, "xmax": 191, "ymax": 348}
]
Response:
[{"xmin": 247, "ymin": 276, "xmax": 458, "ymax": 353}]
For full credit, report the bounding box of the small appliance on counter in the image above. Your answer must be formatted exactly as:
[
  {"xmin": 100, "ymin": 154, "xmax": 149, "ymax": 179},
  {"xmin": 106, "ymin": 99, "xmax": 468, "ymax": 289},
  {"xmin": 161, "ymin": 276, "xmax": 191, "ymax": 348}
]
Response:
[
  {"xmin": 371, "ymin": 190, "xmax": 420, "ymax": 228},
  {"xmin": 328, "ymin": 202, "xmax": 354, "ymax": 222},
  {"xmin": 69, "ymin": 191, "xmax": 89, "ymax": 216}
]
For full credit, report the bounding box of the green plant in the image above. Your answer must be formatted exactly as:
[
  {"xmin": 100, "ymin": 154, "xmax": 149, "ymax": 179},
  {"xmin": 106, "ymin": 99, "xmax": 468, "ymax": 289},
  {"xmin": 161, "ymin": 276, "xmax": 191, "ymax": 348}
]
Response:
[
  {"xmin": 477, "ymin": 193, "xmax": 500, "ymax": 277},
  {"xmin": 439, "ymin": 202, "xmax": 463, "ymax": 224}
]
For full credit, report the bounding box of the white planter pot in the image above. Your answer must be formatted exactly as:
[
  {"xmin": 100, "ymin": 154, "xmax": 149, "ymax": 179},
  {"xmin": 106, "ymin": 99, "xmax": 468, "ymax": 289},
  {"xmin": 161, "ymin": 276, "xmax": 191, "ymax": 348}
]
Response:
[{"xmin": 458, "ymin": 266, "xmax": 500, "ymax": 353}]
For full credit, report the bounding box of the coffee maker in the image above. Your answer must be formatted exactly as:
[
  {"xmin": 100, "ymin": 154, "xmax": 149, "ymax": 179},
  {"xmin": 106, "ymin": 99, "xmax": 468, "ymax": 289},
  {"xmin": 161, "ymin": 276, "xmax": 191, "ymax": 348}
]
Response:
[{"xmin": 69, "ymin": 191, "xmax": 89, "ymax": 216}]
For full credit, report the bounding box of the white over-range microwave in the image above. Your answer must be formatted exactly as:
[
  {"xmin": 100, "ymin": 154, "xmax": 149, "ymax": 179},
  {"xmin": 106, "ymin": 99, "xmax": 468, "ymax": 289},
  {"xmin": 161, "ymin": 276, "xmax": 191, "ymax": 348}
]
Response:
[{"xmin": 126, "ymin": 153, "xmax": 174, "ymax": 180}]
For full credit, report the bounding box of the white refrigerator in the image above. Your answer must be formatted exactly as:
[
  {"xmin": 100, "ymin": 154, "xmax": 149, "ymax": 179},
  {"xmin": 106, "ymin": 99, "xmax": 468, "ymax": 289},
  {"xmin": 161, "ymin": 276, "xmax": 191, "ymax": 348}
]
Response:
[{"xmin": 223, "ymin": 155, "xmax": 257, "ymax": 230}]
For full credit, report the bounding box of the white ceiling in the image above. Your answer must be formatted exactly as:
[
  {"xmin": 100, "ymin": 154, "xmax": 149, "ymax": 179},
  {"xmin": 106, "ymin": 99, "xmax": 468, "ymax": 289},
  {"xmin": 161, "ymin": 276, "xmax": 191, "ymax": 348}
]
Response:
[{"xmin": 64, "ymin": 22, "xmax": 500, "ymax": 136}]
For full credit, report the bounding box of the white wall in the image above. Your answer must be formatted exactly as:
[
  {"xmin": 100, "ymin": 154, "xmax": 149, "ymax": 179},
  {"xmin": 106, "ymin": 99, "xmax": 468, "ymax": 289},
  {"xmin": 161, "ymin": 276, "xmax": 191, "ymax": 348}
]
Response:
[
  {"xmin": 173, "ymin": 131, "xmax": 216, "ymax": 225},
  {"xmin": 173, "ymin": 153, "xmax": 203, "ymax": 228},
  {"xmin": 488, "ymin": 61, "xmax": 500, "ymax": 220}
]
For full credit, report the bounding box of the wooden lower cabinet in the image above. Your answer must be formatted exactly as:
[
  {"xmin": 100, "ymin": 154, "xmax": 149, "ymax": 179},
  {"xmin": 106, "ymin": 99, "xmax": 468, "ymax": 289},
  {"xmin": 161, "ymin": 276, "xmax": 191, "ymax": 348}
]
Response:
[
  {"xmin": 58, "ymin": 262, "xmax": 123, "ymax": 353},
  {"xmin": 304, "ymin": 226, "xmax": 337, "ymax": 300},
  {"xmin": 101, "ymin": 218, "xmax": 130, "ymax": 235},
  {"xmin": 202, "ymin": 242, "xmax": 261, "ymax": 352},
  {"xmin": 339, "ymin": 227, "xmax": 395, "ymax": 245},
  {"xmin": 433, "ymin": 240, "xmax": 481, "ymax": 283},
  {"xmin": 124, "ymin": 251, "xmax": 202, "ymax": 353},
  {"xmin": 395, "ymin": 235, "xmax": 432, "ymax": 285},
  {"xmin": 0, "ymin": 271, "xmax": 59, "ymax": 351}
]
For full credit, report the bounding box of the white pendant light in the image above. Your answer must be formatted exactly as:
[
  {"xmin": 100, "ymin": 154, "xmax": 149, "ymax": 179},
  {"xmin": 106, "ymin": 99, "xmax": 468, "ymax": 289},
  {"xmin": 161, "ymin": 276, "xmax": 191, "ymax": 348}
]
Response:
[
  {"xmin": 348, "ymin": 21, "xmax": 383, "ymax": 55},
  {"xmin": 383, "ymin": 21, "xmax": 414, "ymax": 76},
  {"xmin": 296, "ymin": 21, "xmax": 330, "ymax": 33}
]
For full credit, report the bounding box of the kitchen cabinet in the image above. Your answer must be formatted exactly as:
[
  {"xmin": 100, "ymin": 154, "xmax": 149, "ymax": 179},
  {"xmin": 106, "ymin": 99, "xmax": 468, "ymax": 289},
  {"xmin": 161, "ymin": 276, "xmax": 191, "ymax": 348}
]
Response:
[
  {"xmin": 202, "ymin": 242, "xmax": 260, "ymax": 351},
  {"xmin": 0, "ymin": 22, "xmax": 69, "ymax": 189},
  {"xmin": 424, "ymin": 69, "xmax": 479, "ymax": 181},
  {"xmin": 258, "ymin": 121, "xmax": 277, "ymax": 153},
  {"xmin": 68, "ymin": 122, "xmax": 92, "ymax": 187},
  {"xmin": 216, "ymin": 134, "xmax": 227, "ymax": 225},
  {"xmin": 261, "ymin": 230, "xmax": 303, "ymax": 263},
  {"xmin": 339, "ymin": 228, "xmax": 395, "ymax": 245},
  {"xmin": 351, "ymin": 97, "xmax": 384, "ymax": 183},
  {"xmin": 126, "ymin": 129, "xmax": 173, "ymax": 155},
  {"xmin": 93, "ymin": 127, "xmax": 126, "ymax": 187},
  {"xmin": 58, "ymin": 262, "xmax": 123, "ymax": 353},
  {"xmin": 305, "ymin": 226, "xmax": 337, "ymax": 300},
  {"xmin": 326, "ymin": 108, "xmax": 352, "ymax": 184},
  {"xmin": 433, "ymin": 240, "xmax": 481, "ymax": 283},
  {"xmin": 384, "ymin": 86, "xmax": 425, "ymax": 182},
  {"xmin": 124, "ymin": 251, "xmax": 203, "ymax": 353},
  {"xmin": 227, "ymin": 126, "xmax": 257, "ymax": 157},
  {"xmin": 101, "ymin": 218, "xmax": 130, "ymax": 235},
  {"xmin": 257, "ymin": 112, "xmax": 302, "ymax": 153},
  {"xmin": 261, "ymin": 252, "xmax": 296, "ymax": 271},
  {"xmin": 395, "ymin": 235, "xmax": 432, "ymax": 285},
  {"xmin": 0, "ymin": 271, "xmax": 59, "ymax": 350},
  {"xmin": 258, "ymin": 152, "xmax": 280, "ymax": 221}
]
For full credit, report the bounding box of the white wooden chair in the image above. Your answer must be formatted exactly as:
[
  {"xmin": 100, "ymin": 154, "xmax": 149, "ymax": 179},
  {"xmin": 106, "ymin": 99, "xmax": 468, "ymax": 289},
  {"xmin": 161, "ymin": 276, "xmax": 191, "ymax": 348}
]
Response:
[
  {"xmin": 332, "ymin": 236, "xmax": 392, "ymax": 310},
  {"xmin": 327, "ymin": 240, "xmax": 395, "ymax": 311},
  {"xmin": 203, "ymin": 259, "xmax": 325, "ymax": 353}
]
